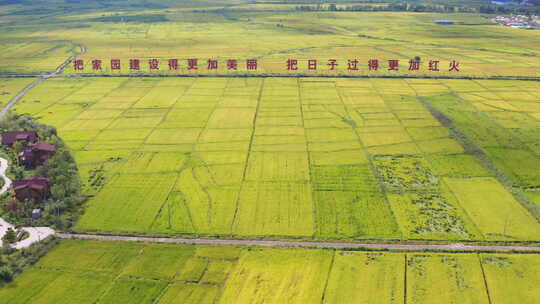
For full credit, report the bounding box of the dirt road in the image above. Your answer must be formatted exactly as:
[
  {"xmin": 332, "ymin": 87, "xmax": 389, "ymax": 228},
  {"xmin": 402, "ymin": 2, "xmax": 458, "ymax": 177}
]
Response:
[{"xmin": 57, "ymin": 233, "xmax": 540, "ymax": 253}]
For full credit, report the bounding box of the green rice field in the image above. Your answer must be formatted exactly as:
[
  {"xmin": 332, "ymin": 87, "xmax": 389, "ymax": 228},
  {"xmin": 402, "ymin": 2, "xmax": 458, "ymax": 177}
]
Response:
[
  {"xmin": 0, "ymin": 78, "xmax": 34, "ymax": 106},
  {"xmin": 0, "ymin": 239, "xmax": 538, "ymax": 304},
  {"xmin": 7, "ymin": 76, "xmax": 540, "ymax": 242},
  {"xmin": 2, "ymin": 1, "xmax": 540, "ymax": 303},
  {"xmin": 3, "ymin": 6, "xmax": 540, "ymax": 78}
]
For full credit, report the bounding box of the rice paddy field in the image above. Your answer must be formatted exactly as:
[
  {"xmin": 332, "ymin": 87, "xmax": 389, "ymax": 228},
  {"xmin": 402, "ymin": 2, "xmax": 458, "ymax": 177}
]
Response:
[
  {"xmin": 0, "ymin": 78, "xmax": 34, "ymax": 106},
  {"xmin": 1, "ymin": 1, "xmax": 540, "ymax": 303},
  {"xmin": 6, "ymin": 76, "xmax": 539, "ymax": 242},
  {"xmin": 0, "ymin": 239, "xmax": 537, "ymax": 303},
  {"xmin": 0, "ymin": 41, "xmax": 76, "ymax": 74},
  {"xmin": 2, "ymin": 6, "xmax": 540, "ymax": 77}
]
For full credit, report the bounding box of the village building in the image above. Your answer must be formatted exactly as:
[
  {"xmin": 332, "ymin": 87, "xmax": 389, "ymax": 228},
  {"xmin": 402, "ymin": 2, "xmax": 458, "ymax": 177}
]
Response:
[
  {"xmin": 31, "ymin": 208, "xmax": 42, "ymax": 219},
  {"xmin": 12, "ymin": 177, "xmax": 49, "ymax": 202},
  {"xmin": 19, "ymin": 142, "xmax": 55, "ymax": 167},
  {"xmin": 493, "ymin": 14, "xmax": 540, "ymax": 28},
  {"xmin": 1, "ymin": 131, "xmax": 38, "ymax": 147}
]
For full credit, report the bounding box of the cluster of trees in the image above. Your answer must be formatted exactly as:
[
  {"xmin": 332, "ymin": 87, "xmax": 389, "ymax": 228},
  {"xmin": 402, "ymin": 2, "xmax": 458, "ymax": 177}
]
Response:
[
  {"xmin": 0, "ymin": 237, "xmax": 58, "ymax": 285},
  {"xmin": 478, "ymin": 4, "xmax": 540, "ymax": 14},
  {"xmin": 0, "ymin": 114, "xmax": 84, "ymax": 230},
  {"xmin": 295, "ymin": 3, "xmax": 473, "ymax": 13},
  {"xmin": 295, "ymin": 3, "xmax": 540, "ymax": 14},
  {"xmin": 0, "ymin": 114, "xmax": 82, "ymax": 286}
]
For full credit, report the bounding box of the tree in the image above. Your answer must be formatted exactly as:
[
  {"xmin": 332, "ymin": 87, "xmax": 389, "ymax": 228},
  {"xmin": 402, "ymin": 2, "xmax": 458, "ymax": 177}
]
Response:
[
  {"xmin": 0, "ymin": 266, "xmax": 13, "ymax": 283},
  {"xmin": 2, "ymin": 228, "xmax": 16, "ymax": 245},
  {"xmin": 12, "ymin": 141, "xmax": 23, "ymax": 155},
  {"xmin": 1, "ymin": 114, "xmax": 84, "ymax": 230},
  {"xmin": 11, "ymin": 165, "xmax": 24, "ymax": 179},
  {"xmin": 5, "ymin": 199, "xmax": 19, "ymax": 216}
]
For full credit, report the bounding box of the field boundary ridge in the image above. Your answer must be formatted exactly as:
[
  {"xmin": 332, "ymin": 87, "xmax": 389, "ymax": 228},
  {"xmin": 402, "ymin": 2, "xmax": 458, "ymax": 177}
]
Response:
[{"xmin": 57, "ymin": 233, "xmax": 540, "ymax": 254}]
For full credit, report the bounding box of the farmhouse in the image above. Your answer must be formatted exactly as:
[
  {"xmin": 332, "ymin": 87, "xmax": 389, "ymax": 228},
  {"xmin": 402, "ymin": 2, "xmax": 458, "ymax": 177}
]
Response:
[
  {"xmin": 1, "ymin": 131, "xmax": 37, "ymax": 147},
  {"xmin": 19, "ymin": 142, "xmax": 55, "ymax": 167},
  {"xmin": 12, "ymin": 177, "xmax": 49, "ymax": 201}
]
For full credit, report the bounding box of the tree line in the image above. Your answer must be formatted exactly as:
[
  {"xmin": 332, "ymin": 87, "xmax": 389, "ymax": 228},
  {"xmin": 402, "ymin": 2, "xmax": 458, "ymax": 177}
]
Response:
[{"xmin": 295, "ymin": 3, "xmax": 540, "ymax": 15}]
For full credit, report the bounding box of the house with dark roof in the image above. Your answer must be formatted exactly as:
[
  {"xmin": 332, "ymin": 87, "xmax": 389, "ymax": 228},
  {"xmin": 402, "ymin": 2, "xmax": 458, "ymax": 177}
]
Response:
[
  {"xmin": 1, "ymin": 131, "xmax": 37, "ymax": 147},
  {"xmin": 12, "ymin": 177, "xmax": 49, "ymax": 202},
  {"xmin": 19, "ymin": 142, "xmax": 55, "ymax": 167}
]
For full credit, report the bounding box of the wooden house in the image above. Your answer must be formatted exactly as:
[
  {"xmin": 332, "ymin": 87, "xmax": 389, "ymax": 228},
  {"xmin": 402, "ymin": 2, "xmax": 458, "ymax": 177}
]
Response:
[
  {"xmin": 19, "ymin": 142, "xmax": 55, "ymax": 167},
  {"xmin": 12, "ymin": 177, "xmax": 49, "ymax": 202},
  {"xmin": 1, "ymin": 131, "xmax": 38, "ymax": 147}
]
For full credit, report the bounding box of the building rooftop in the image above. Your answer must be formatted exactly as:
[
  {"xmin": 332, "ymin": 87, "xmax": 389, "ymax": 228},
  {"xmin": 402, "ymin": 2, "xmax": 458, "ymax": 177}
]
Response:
[
  {"xmin": 1, "ymin": 131, "xmax": 37, "ymax": 146},
  {"xmin": 32, "ymin": 143, "xmax": 55, "ymax": 152},
  {"xmin": 13, "ymin": 177, "xmax": 49, "ymax": 192}
]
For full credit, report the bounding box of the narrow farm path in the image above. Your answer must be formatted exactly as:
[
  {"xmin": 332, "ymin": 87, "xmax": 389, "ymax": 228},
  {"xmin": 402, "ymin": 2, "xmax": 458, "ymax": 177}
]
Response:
[
  {"xmin": 0, "ymin": 157, "xmax": 12, "ymax": 194},
  {"xmin": 0, "ymin": 157, "xmax": 55, "ymax": 249},
  {"xmin": 12, "ymin": 227, "xmax": 55, "ymax": 249},
  {"xmin": 0, "ymin": 157, "xmax": 15, "ymax": 243},
  {"xmin": 57, "ymin": 233, "xmax": 540, "ymax": 253}
]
